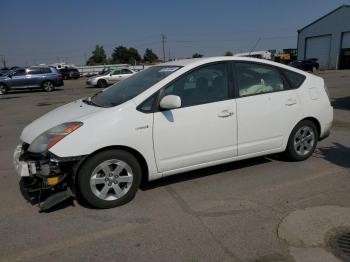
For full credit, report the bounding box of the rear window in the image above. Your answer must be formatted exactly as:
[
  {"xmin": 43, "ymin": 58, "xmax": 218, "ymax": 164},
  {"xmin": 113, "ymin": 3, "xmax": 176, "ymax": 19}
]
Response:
[
  {"xmin": 282, "ymin": 69, "xmax": 305, "ymax": 89},
  {"xmin": 41, "ymin": 68, "xmax": 51, "ymax": 74},
  {"xmin": 28, "ymin": 67, "xmax": 51, "ymax": 74}
]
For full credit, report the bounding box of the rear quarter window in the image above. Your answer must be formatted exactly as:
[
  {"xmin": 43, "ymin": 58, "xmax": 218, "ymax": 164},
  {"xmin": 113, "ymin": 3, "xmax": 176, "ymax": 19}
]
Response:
[{"xmin": 282, "ymin": 69, "xmax": 306, "ymax": 89}]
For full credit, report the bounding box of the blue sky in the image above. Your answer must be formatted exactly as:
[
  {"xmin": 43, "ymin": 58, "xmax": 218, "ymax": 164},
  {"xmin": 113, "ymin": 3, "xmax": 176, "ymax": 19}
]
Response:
[{"xmin": 1, "ymin": 0, "xmax": 349, "ymax": 66}]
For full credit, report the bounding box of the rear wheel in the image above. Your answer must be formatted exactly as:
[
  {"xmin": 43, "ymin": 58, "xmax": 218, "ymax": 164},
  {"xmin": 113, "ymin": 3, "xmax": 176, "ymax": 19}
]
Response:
[
  {"xmin": 97, "ymin": 79, "xmax": 108, "ymax": 88},
  {"xmin": 0, "ymin": 83, "xmax": 7, "ymax": 95},
  {"xmin": 42, "ymin": 81, "xmax": 54, "ymax": 92},
  {"xmin": 285, "ymin": 120, "xmax": 318, "ymax": 161},
  {"xmin": 77, "ymin": 150, "xmax": 142, "ymax": 209}
]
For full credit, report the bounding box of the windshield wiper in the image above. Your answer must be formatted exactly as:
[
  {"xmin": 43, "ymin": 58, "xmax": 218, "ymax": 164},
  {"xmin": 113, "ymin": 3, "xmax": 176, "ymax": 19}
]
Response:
[{"xmin": 82, "ymin": 97, "xmax": 101, "ymax": 107}]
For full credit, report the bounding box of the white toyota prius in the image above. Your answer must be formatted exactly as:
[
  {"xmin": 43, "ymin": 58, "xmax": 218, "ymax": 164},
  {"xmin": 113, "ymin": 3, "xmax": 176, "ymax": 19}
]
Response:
[{"xmin": 14, "ymin": 57, "xmax": 333, "ymax": 210}]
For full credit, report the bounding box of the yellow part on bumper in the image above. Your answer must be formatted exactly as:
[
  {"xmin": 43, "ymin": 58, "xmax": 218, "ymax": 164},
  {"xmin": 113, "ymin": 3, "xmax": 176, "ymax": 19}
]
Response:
[{"xmin": 47, "ymin": 177, "xmax": 59, "ymax": 186}]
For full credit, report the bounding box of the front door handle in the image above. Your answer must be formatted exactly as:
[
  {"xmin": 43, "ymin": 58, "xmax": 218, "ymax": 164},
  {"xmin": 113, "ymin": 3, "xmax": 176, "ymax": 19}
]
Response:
[
  {"xmin": 218, "ymin": 110, "xmax": 234, "ymax": 118},
  {"xmin": 285, "ymin": 98, "xmax": 297, "ymax": 106}
]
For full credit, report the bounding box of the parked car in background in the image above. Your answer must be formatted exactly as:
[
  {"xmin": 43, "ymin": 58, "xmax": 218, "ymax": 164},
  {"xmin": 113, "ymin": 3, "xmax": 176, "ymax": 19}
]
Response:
[
  {"xmin": 0, "ymin": 66, "xmax": 63, "ymax": 95},
  {"xmin": 59, "ymin": 67, "xmax": 80, "ymax": 79},
  {"xmin": 14, "ymin": 57, "xmax": 333, "ymax": 210},
  {"xmin": 289, "ymin": 59, "xmax": 319, "ymax": 72},
  {"xmin": 86, "ymin": 67, "xmax": 136, "ymax": 88}
]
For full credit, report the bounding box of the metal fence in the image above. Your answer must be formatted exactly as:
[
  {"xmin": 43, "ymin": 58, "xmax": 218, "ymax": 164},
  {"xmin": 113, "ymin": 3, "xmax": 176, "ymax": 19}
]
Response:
[{"xmin": 74, "ymin": 64, "xmax": 153, "ymax": 76}]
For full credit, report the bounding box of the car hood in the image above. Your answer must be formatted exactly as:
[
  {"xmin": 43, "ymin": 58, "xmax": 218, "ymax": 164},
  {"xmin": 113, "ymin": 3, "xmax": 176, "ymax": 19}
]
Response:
[
  {"xmin": 21, "ymin": 99, "xmax": 105, "ymax": 144},
  {"xmin": 88, "ymin": 75, "xmax": 104, "ymax": 80}
]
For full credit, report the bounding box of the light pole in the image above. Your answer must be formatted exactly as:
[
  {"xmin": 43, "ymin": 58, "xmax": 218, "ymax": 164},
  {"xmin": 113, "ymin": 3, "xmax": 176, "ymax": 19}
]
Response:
[{"xmin": 0, "ymin": 55, "xmax": 7, "ymax": 68}]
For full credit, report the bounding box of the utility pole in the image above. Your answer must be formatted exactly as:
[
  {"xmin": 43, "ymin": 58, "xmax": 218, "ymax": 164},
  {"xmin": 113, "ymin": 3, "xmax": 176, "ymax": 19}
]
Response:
[
  {"xmin": 168, "ymin": 48, "xmax": 171, "ymax": 61},
  {"xmin": 0, "ymin": 55, "xmax": 6, "ymax": 68},
  {"xmin": 161, "ymin": 34, "xmax": 166, "ymax": 62}
]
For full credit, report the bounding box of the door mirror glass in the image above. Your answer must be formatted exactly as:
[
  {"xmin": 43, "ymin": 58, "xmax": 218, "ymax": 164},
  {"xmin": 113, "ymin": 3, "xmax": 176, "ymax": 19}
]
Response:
[{"xmin": 159, "ymin": 95, "xmax": 181, "ymax": 110}]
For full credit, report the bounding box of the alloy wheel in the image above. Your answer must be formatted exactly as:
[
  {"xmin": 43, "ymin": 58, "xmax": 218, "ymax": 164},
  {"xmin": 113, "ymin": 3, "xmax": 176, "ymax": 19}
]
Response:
[
  {"xmin": 293, "ymin": 126, "xmax": 315, "ymax": 156},
  {"xmin": 89, "ymin": 159, "xmax": 133, "ymax": 201},
  {"xmin": 43, "ymin": 81, "xmax": 54, "ymax": 92},
  {"xmin": 0, "ymin": 84, "xmax": 6, "ymax": 95}
]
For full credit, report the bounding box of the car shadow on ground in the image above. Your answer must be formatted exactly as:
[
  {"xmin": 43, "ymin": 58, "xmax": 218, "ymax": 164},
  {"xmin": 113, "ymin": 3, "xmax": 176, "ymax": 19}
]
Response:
[
  {"xmin": 314, "ymin": 142, "xmax": 350, "ymax": 169},
  {"xmin": 331, "ymin": 96, "xmax": 350, "ymax": 111},
  {"xmin": 6, "ymin": 88, "xmax": 64, "ymax": 95},
  {"xmin": 141, "ymin": 157, "xmax": 271, "ymax": 191}
]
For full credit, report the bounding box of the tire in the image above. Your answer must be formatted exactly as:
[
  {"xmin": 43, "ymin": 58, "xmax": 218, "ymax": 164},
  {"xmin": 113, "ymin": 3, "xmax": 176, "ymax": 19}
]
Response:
[
  {"xmin": 285, "ymin": 120, "xmax": 318, "ymax": 161},
  {"xmin": 42, "ymin": 81, "xmax": 54, "ymax": 92},
  {"xmin": 312, "ymin": 66, "xmax": 317, "ymax": 73},
  {"xmin": 77, "ymin": 150, "xmax": 142, "ymax": 209},
  {"xmin": 97, "ymin": 79, "xmax": 108, "ymax": 88},
  {"xmin": 0, "ymin": 83, "xmax": 7, "ymax": 95}
]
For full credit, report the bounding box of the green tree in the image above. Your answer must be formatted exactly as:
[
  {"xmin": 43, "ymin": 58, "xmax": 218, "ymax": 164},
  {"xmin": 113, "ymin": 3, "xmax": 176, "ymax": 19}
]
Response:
[
  {"xmin": 192, "ymin": 53, "xmax": 203, "ymax": 58},
  {"xmin": 224, "ymin": 51, "xmax": 233, "ymax": 56},
  {"xmin": 143, "ymin": 48, "xmax": 158, "ymax": 63},
  {"xmin": 86, "ymin": 45, "xmax": 107, "ymax": 65},
  {"xmin": 128, "ymin": 47, "xmax": 141, "ymax": 65},
  {"xmin": 111, "ymin": 46, "xmax": 141, "ymax": 64}
]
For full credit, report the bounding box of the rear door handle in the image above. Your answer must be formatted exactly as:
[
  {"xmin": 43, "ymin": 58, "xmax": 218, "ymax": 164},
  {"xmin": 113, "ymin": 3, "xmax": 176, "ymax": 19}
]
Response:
[
  {"xmin": 218, "ymin": 110, "xmax": 234, "ymax": 118},
  {"xmin": 285, "ymin": 98, "xmax": 297, "ymax": 106}
]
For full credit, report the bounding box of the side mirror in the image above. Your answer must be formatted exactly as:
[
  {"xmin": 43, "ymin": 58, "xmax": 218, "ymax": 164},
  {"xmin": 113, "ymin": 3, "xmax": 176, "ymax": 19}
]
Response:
[{"xmin": 159, "ymin": 95, "xmax": 181, "ymax": 110}]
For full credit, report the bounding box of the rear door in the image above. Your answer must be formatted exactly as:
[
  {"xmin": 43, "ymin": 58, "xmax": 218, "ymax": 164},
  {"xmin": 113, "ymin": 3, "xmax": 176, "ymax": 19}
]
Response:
[
  {"xmin": 26, "ymin": 68, "xmax": 45, "ymax": 87},
  {"xmin": 234, "ymin": 62, "xmax": 301, "ymax": 156},
  {"xmin": 120, "ymin": 69, "xmax": 134, "ymax": 80}
]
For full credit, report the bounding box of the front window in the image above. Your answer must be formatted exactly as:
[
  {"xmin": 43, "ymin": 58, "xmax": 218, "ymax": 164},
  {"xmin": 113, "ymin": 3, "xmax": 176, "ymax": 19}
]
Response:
[
  {"xmin": 163, "ymin": 63, "xmax": 229, "ymax": 107},
  {"xmin": 91, "ymin": 66, "xmax": 180, "ymax": 107},
  {"xmin": 12, "ymin": 69, "xmax": 26, "ymax": 76}
]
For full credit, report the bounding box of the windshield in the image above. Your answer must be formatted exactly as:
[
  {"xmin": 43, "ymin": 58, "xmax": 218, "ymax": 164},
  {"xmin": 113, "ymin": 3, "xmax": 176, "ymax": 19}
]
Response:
[
  {"xmin": 91, "ymin": 66, "xmax": 181, "ymax": 107},
  {"xmin": 100, "ymin": 69, "xmax": 111, "ymax": 76}
]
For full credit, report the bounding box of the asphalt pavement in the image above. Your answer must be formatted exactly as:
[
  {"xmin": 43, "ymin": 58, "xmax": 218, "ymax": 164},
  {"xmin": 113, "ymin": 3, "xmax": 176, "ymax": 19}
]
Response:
[{"xmin": 0, "ymin": 71, "xmax": 349, "ymax": 262}]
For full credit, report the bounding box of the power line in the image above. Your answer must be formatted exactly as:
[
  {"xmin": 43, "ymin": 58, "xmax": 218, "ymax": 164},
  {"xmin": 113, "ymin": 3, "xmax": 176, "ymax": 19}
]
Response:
[{"xmin": 249, "ymin": 37, "xmax": 261, "ymax": 54}]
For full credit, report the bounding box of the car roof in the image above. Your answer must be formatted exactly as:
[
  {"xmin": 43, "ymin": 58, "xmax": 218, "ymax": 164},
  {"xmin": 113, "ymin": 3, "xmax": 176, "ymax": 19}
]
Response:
[{"xmin": 160, "ymin": 56, "xmax": 304, "ymax": 72}]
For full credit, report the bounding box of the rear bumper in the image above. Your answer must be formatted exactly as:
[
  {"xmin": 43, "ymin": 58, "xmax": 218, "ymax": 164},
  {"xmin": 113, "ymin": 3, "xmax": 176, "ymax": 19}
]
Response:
[
  {"xmin": 55, "ymin": 78, "xmax": 64, "ymax": 87},
  {"xmin": 319, "ymin": 121, "xmax": 332, "ymax": 141}
]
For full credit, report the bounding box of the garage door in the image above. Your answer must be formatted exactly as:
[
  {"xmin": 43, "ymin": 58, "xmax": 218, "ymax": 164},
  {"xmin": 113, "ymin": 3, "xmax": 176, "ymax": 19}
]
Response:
[
  {"xmin": 305, "ymin": 35, "xmax": 331, "ymax": 69},
  {"xmin": 342, "ymin": 32, "xmax": 350, "ymax": 48},
  {"xmin": 340, "ymin": 32, "xmax": 350, "ymax": 69}
]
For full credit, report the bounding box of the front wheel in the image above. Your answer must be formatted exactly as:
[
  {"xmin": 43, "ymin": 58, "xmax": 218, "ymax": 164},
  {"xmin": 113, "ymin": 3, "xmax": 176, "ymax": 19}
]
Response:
[
  {"xmin": 97, "ymin": 79, "xmax": 108, "ymax": 88},
  {"xmin": 42, "ymin": 81, "xmax": 54, "ymax": 92},
  {"xmin": 285, "ymin": 120, "xmax": 318, "ymax": 161},
  {"xmin": 77, "ymin": 150, "xmax": 142, "ymax": 209},
  {"xmin": 0, "ymin": 83, "xmax": 7, "ymax": 95}
]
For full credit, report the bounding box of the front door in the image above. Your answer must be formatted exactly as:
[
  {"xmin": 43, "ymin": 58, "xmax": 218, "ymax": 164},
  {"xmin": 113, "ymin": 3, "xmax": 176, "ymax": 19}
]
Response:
[
  {"xmin": 233, "ymin": 62, "xmax": 300, "ymax": 156},
  {"xmin": 153, "ymin": 62, "xmax": 237, "ymax": 172},
  {"xmin": 9, "ymin": 69, "xmax": 27, "ymax": 88}
]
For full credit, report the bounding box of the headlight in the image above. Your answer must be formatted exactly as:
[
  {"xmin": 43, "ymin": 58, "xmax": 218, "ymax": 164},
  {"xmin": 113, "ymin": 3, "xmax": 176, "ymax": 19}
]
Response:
[{"xmin": 28, "ymin": 122, "xmax": 83, "ymax": 153}]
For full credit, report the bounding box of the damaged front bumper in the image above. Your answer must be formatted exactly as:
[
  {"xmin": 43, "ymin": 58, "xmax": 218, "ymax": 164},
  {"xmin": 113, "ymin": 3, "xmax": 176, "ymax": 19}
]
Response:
[{"xmin": 13, "ymin": 143, "xmax": 82, "ymax": 211}]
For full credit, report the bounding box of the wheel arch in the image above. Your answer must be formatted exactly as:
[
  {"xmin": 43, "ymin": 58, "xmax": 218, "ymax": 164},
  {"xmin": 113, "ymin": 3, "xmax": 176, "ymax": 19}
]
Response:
[
  {"xmin": 41, "ymin": 79, "xmax": 54, "ymax": 86},
  {"xmin": 73, "ymin": 145, "xmax": 149, "ymax": 186},
  {"xmin": 300, "ymin": 117, "xmax": 321, "ymax": 139}
]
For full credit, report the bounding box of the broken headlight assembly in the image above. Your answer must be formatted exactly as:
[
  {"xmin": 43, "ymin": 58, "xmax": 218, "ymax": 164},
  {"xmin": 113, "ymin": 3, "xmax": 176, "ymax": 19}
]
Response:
[{"xmin": 28, "ymin": 122, "xmax": 83, "ymax": 154}]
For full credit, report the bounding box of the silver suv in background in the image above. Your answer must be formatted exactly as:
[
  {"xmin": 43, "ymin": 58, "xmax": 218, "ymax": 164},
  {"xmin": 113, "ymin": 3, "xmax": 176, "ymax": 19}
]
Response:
[{"xmin": 0, "ymin": 66, "xmax": 64, "ymax": 95}]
